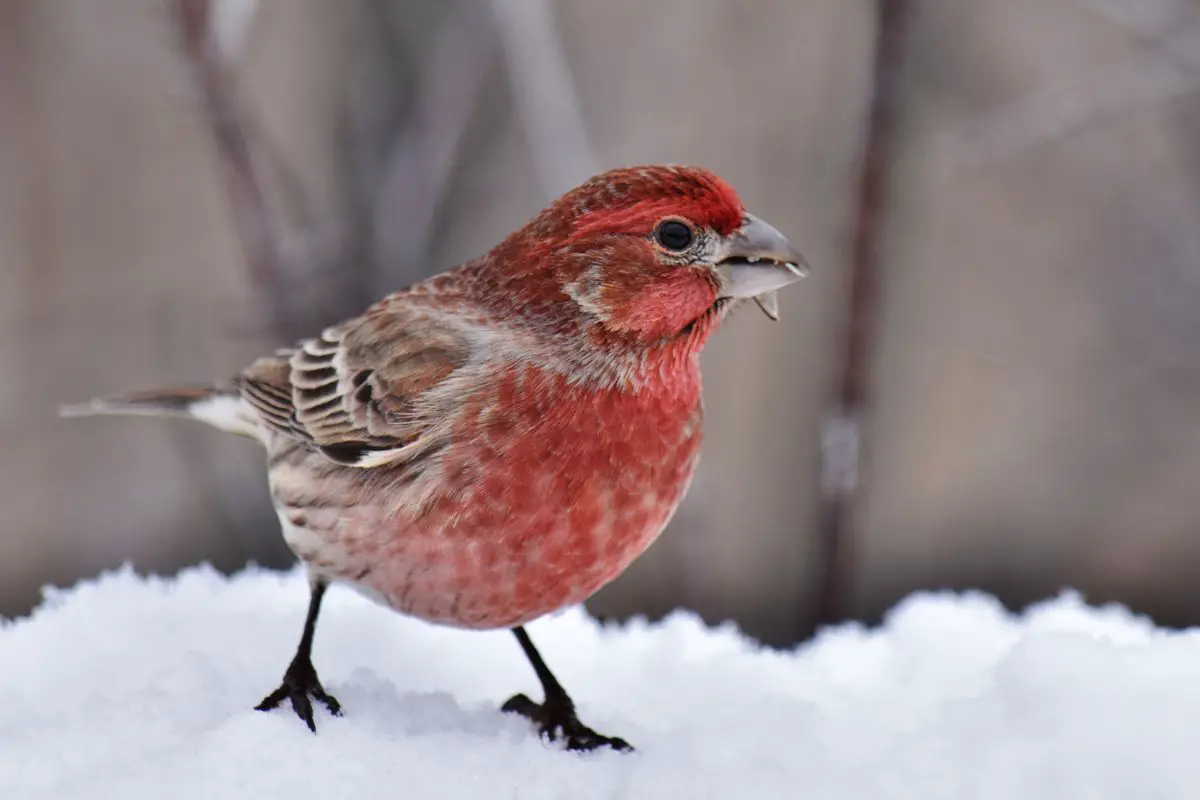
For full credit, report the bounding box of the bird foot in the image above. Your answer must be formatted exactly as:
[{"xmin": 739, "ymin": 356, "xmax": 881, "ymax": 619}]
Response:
[
  {"xmin": 255, "ymin": 655, "xmax": 342, "ymax": 733},
  {"xmin": 502, "ymin": 693, "xmax": 632, "ymax": 752}
]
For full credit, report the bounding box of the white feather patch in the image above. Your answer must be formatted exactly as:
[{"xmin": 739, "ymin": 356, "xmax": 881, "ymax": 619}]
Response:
[{"xmin": 189, "ymin": 395, "xmax": 259, "ymax": 438}]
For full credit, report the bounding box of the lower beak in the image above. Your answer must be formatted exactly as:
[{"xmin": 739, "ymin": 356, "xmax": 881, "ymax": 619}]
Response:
[{"xmin": 715, "ymin": 213, "xmax": 809, "ymax": 320}]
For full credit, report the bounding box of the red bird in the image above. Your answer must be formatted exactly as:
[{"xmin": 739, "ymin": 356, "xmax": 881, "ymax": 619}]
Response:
[{"xmin": 64, "ymin": 165, "xmax": 807, "ymax": 751}]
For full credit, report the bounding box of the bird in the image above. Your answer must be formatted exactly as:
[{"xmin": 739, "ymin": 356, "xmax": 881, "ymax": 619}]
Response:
[{"xmin": 63, "ymin": 165, "xmax": 808, "ymax": 751}]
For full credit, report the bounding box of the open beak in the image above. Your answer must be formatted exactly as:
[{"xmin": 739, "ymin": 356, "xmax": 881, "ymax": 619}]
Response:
[{"xmin": 714, "ymin": 213, "xmax": 809, "ymax": 320}]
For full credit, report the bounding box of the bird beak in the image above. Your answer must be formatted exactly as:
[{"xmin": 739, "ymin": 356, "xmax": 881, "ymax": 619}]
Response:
[{"xmin": 714, "ymin": 213, "xmax": 809, "ymax": 321}]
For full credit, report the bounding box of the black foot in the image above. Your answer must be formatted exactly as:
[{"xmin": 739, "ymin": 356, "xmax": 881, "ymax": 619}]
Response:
[
  {"xmin": 255, "ymin": 656, "xmax": 342, "ymax": 733},
  {"xmin": 502, "ymin": 693, "xmax": 632, "ymax": 752}
]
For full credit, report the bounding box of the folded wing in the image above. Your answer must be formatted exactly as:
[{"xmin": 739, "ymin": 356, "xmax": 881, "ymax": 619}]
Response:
[{"xmin": 237, "ymin": 298, "xmax": 476, "ymax": 468}]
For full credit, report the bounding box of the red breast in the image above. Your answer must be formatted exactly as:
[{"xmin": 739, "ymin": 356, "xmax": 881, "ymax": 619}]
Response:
[{"xmin": 314, "ymin": 360, "xmax": 704, "ymax": 629}]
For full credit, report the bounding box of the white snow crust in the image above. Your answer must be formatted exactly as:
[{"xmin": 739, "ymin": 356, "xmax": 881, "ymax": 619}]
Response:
[{"xmin": 4, "ymin": 565, "xmax": 1199, "ymax": 799}]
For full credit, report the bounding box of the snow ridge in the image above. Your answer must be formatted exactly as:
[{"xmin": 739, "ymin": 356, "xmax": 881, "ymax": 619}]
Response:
[{"xmin": 3, "ymin": 565, "xmax": 1199, "ymax": 799}]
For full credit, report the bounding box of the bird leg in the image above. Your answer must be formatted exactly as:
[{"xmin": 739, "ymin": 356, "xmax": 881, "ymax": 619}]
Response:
[
  {"xmin": 502, "ymin": 626, "xmax": 631, "ymax": 752},
  {"xmin": 255, "ymin": 578, "xmax": 341, "ymax": 732}
]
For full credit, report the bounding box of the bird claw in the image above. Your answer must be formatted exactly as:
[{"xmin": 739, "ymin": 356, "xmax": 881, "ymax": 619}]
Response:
[
  {"xmin": 502, "ymin": 693, "xmax": 632, "ymax": 752},
  {"xmin": 255, "ymin": 656, "xmax": 342, "ymax": 733}
]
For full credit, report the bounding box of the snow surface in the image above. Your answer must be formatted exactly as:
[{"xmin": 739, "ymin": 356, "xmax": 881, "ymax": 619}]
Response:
[{"xmin": 4, "ymin": 566, "xmax": 1200, "ymax": 799}]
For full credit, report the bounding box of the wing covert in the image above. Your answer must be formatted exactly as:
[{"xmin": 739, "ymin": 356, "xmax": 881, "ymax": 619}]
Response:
[{"xmin": 237, "ymin": 301, "xmax": 475, "ymax": 468}]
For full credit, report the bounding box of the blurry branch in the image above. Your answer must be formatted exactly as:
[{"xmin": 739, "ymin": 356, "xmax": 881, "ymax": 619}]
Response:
[
  {"xmin": 173, "ymin": 0, "xmax": 301, "ymax": 339},
  {"xmin": 1075, "ymin": 0, "xmax": 1193, "ymax": 39},
  {"xmin": 945, "ymin": 1, "xmax": 1200, "ymax": 176},
  {"xmin": 488, "ymin": 0, "xmax": 599, "ymax": 196},
  {"xmin": 1075, "ymin": 0, "xmax": 1200, "ymax": 69},
  {"xmin": 368, "ymin": 6, "xmax": 496, "ymax": 298},
  {"xmin": 171, "ymin": 0, "xmax": 321, "ymax": 564},
  {"xmin": 810, "ymin": 0, "xmax": 911, "ymax": 635}
]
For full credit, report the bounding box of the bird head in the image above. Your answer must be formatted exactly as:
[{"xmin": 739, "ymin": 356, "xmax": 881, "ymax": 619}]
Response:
[{"xmin": 482, "ymin": 165, "xmax": 808, "ymax": 350}]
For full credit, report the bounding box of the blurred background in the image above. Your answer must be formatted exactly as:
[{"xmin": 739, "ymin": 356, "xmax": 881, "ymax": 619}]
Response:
[{"xmin": 4, "ymin": 0, "xmax": 1200, "ymax": 647}]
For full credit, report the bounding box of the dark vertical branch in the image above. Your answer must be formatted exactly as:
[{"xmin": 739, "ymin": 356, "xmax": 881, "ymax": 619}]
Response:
[
  {"xmin": 811, "ymin": 0, "xmax": 911, "ymax": 633},
  {"xmin": 168, "ymin": 0, "xmax": 303, "ymax": 567},
  {"xmin": 173, "ymin": 0, "xmax": 296, "ymax": 339}
]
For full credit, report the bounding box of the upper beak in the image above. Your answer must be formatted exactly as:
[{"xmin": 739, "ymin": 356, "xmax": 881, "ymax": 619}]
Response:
[{"xmin": 714, "ymin": 213, "xmax": 809, "ymax": 321}]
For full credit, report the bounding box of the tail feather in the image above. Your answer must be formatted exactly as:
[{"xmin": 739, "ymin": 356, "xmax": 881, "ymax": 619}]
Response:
[{"xmin": 60, "ymin": 386, "xmax": 260, "ymax": 439}]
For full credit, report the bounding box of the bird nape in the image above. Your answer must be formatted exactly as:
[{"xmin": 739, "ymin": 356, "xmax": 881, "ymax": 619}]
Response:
[{"xmin": 61, "ymin": 164, "xmax": 809, "ymax": 752}]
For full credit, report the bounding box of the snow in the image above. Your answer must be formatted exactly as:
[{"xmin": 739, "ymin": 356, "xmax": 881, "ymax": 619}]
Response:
[{"xmin": 4, "ymin": 566, "xmax": 1200, "ymax": 799}]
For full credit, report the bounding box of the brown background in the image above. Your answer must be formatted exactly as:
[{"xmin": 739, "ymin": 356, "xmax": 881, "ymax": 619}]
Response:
[{"xmin": 4, "ymin": 0, "xmax": 1200, "ymax": 645}]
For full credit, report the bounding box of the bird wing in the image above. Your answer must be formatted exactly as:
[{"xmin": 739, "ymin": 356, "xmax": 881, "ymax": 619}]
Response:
[{"xmin": 237, "ymin": 296, "xmax": 477, "ymax": 468}]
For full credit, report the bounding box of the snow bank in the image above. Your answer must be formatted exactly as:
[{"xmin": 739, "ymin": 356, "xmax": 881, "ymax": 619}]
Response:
[{"xmin": 4, "ymin": 566, "xmax": 1200, "ymax": 799}]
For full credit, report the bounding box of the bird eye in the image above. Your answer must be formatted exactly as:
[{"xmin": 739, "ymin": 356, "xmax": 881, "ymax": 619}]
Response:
[{"xmin": 654, "ymin": 220, "xmax": 694, "ymax": 252}]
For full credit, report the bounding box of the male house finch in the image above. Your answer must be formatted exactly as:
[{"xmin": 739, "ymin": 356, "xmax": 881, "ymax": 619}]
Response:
[{"xmin": 64, "ymin": 165, "xmax": 807, "ymax": 751}]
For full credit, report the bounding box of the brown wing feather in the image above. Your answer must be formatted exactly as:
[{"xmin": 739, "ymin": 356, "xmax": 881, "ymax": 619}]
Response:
[
  {"xmin": 237, "ymin": 298, "xmax": 474, "ymax": 468},
  {"xmin": 237, "ymin": 351, "xmax": 306, "ymax": 439}
]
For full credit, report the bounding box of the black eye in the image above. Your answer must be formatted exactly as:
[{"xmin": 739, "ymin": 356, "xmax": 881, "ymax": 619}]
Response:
[{"xmin": 654, "ymin": 220, "xmax": 694, "ymax": 251}]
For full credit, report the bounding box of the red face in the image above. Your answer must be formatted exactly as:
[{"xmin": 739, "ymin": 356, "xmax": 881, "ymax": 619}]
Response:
[{"xmin": 481, "ymin": 165, "xmax": 808, "ymax": 347}]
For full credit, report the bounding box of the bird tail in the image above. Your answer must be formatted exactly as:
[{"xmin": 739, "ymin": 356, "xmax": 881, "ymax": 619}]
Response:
[{"xmin": 60, "ymin": 385, "xmax": 259, "ymax": 439}]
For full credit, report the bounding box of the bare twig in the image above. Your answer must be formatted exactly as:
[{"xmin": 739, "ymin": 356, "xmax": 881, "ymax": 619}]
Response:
[
  {"xmin": 368, "ymin": 7, "xmax": 497, "ymax": 298},
  {"xmin": 1074, "ymin": 0, "xmax": 1200, "ymax": 78},
  {"xmin": 173, "ymin": 0, "xmax": 297, "ymax": 338},
  {"xmin": 169, "ymin": 0, "xmax": 325, "ymax": 564},
  {"xmin": 945, "ymin": 3, "xmax": 1200, "ymax": 176},
  {"xmin": 1073, "ymin": 0, "xmax": 1193, "ymax": 40},
  {"xmin": 488, "ymin": 0, "xmax": 600, "ymax": 196},
  {"xmin": 811, "ymin": 0, "xmax": 911, "ymax": 633}
]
